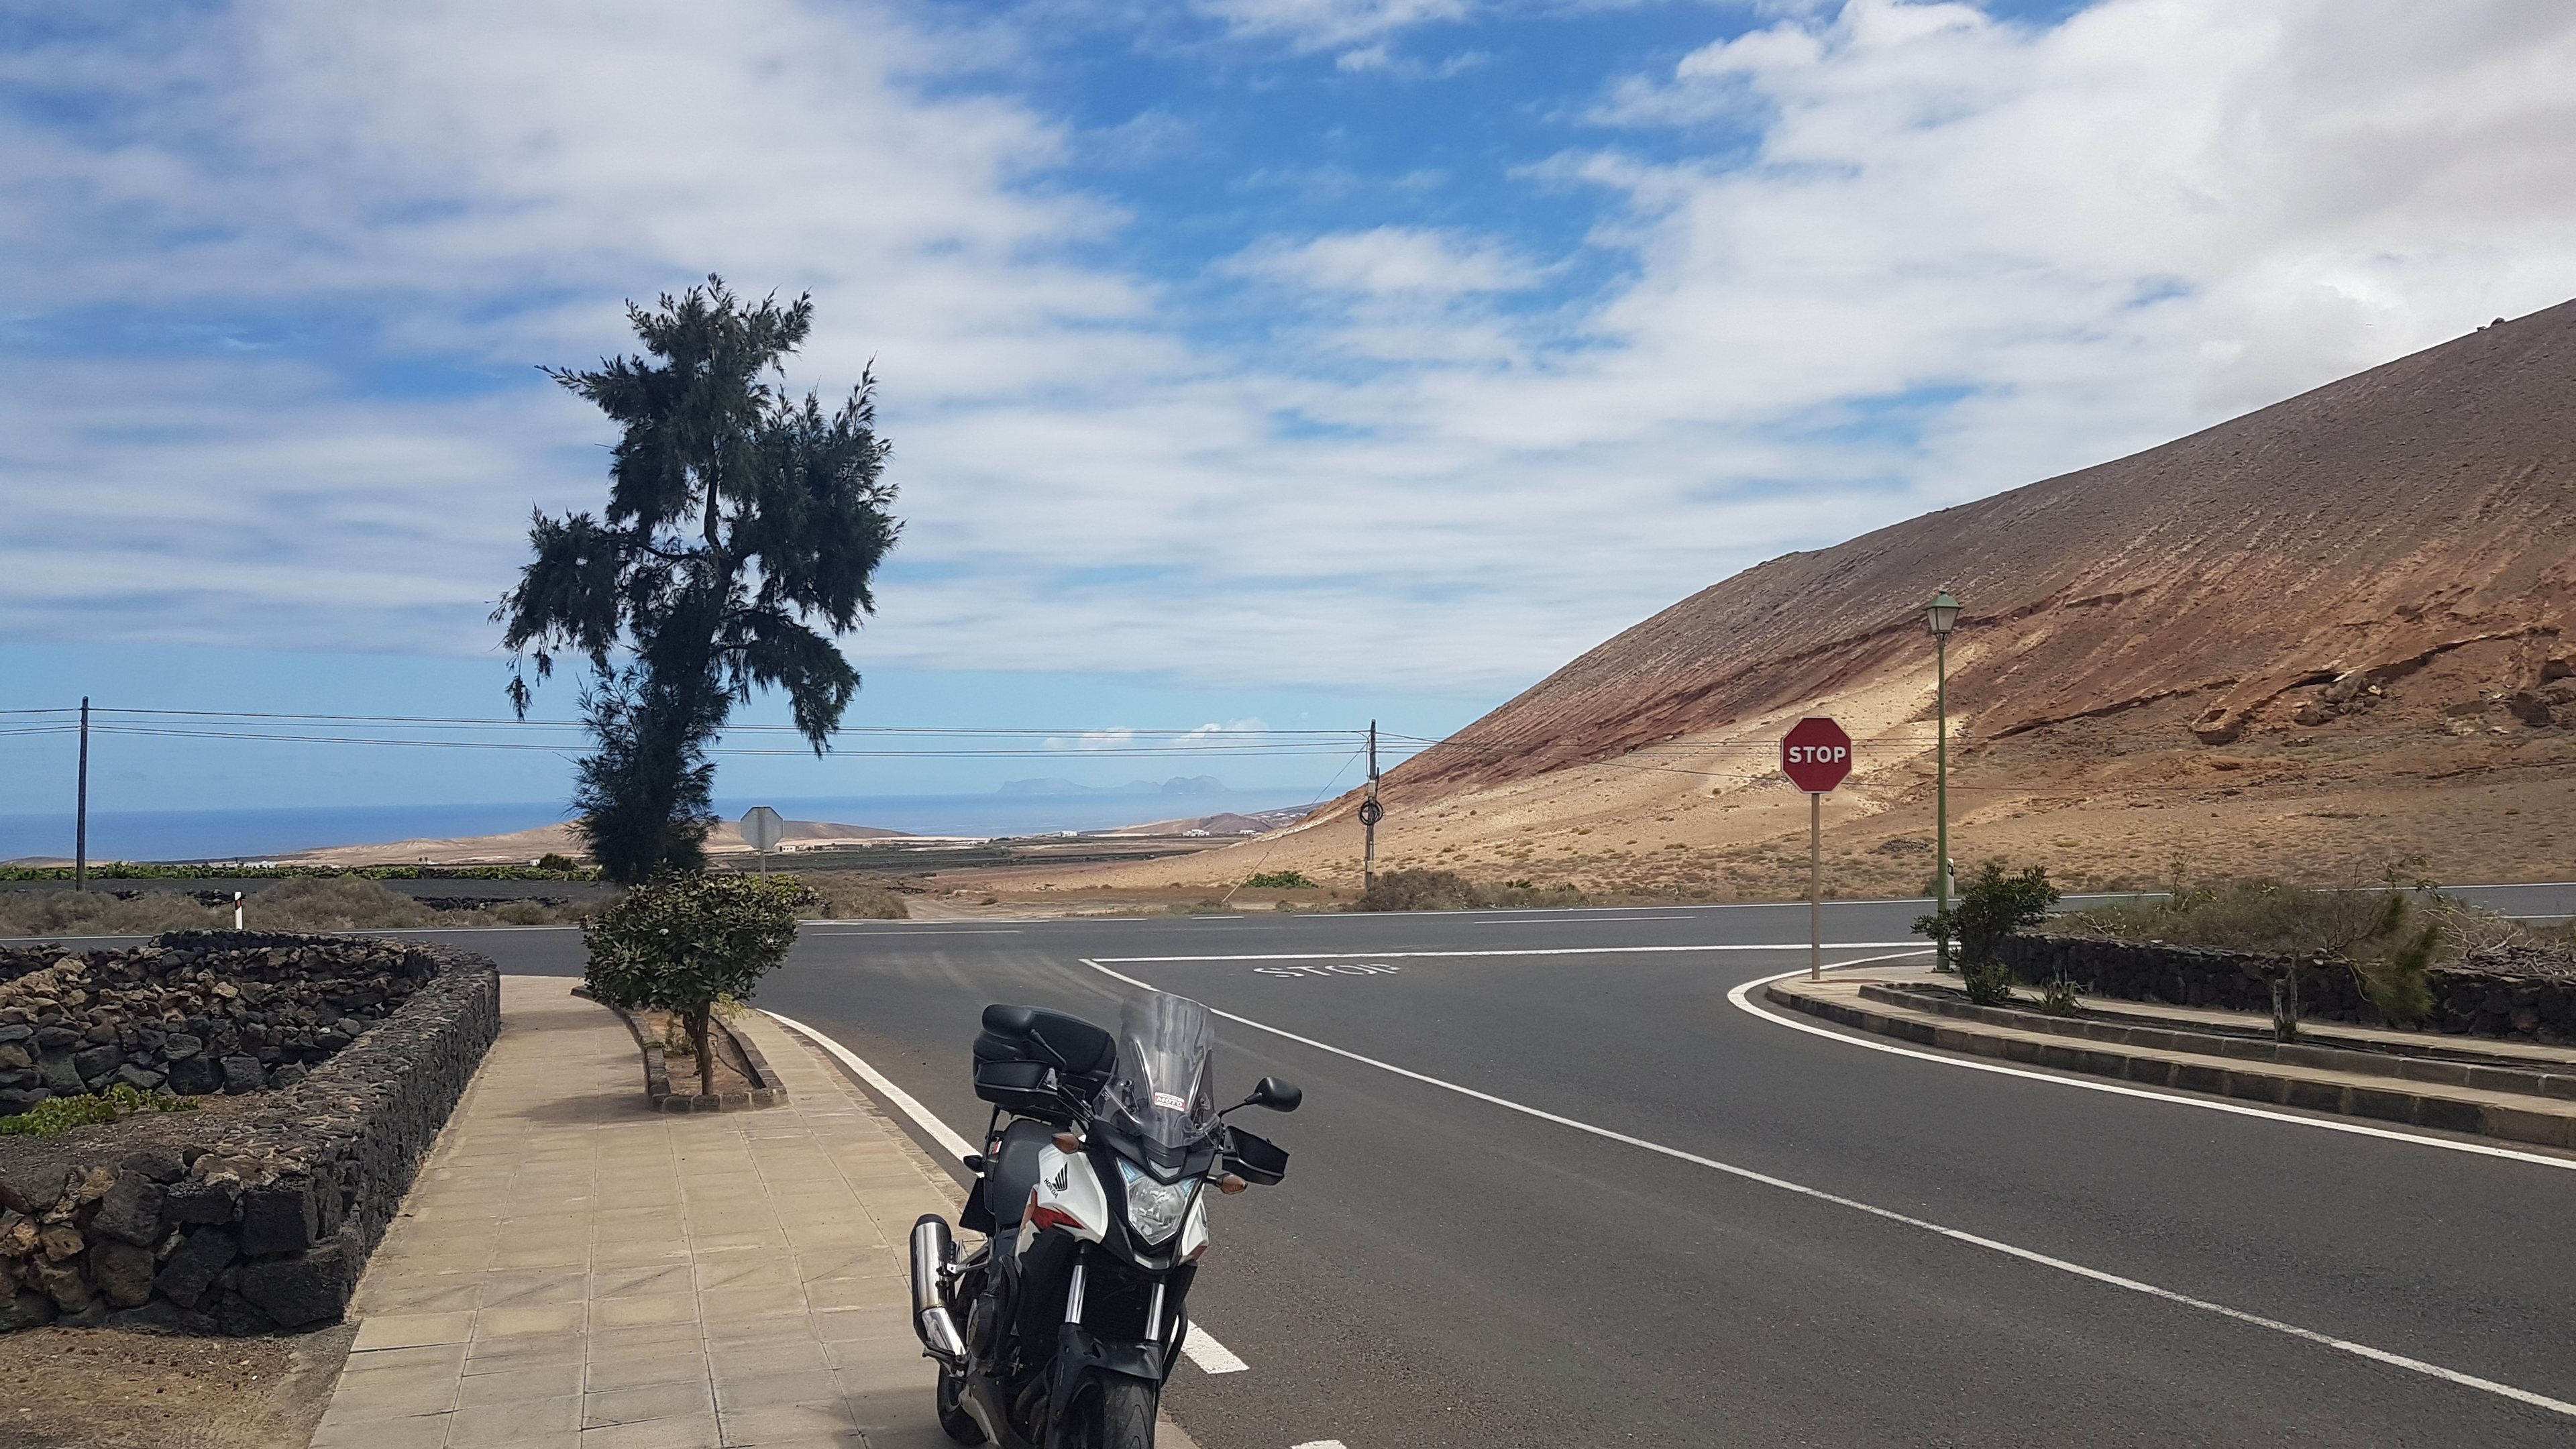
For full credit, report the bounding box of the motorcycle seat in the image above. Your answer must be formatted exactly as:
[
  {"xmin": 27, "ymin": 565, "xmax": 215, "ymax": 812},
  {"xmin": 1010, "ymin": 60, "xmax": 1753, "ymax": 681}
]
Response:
[{"xmin": 984, "ymin": 1117, "xmax": 1054, "ymax": 1231}]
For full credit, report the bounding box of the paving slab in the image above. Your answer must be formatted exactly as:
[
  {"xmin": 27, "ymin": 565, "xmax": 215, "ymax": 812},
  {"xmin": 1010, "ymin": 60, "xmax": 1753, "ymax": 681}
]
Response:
[{"xmin": 313, "ymin": 975, "xmax": 1203, "ymax": 1449}]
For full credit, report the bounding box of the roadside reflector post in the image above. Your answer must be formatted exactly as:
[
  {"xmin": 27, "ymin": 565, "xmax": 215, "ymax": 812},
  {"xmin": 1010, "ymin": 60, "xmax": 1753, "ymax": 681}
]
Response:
[
  {"xmin": 1780, "ymin": 717, "xmax": 1854, "ymax": 984},
  {"xmin": 232, "ymin": 890, "xmax": 244, "ymax": 931}
]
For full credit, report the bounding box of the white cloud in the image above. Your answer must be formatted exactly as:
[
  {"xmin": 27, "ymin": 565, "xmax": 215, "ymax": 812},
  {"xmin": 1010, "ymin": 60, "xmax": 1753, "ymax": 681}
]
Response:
[
  {"xmin": 7, "ymin": 0, "xmax": 2576, "ymax": 706},
  {"xmin": 1228, "ymin": 227, "xmax": 1540, "ymax": 296},
  {"xmin": 1191, "ymin": 0, "xmax": 1474, "ymax": 52}
]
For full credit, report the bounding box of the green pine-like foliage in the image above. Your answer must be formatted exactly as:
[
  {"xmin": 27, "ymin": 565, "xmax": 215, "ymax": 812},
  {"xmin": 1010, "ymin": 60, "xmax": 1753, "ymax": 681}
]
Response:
[{"xmin": 497, "ymin": 277, "xmax": 900, "ymax": 883}]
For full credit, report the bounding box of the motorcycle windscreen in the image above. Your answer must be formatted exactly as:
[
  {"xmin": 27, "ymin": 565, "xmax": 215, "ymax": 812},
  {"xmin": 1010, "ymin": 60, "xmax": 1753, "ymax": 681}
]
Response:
[{"xmin": 1102, "ymin": 991, "xmax": 1219, "ymax": 1151}]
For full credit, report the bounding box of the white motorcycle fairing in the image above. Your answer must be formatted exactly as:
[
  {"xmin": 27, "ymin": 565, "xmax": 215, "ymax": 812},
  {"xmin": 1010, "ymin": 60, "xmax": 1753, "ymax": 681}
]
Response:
[{"xmin": 1017, "ymin": 1142, "xmax": 1111, "ymax": 1254}]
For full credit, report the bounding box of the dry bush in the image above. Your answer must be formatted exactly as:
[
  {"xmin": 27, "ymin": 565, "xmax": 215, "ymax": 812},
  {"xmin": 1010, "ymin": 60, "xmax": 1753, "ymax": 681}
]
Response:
[
  {"xmin": 247, "ymin": 876, "xmax": 442, "ymax": 930},
  {"xmin": 2061, "ymin": 877, "xmax": 2387, "ymax": 957},
  {"xmin": 1352, "ymin": 869, "xmax": 1585, "ymax": 912},
  {"xmin": 791, "ymin": 872, "xmax": 910, "ymax": 920},
  {"xmin": 0, "ymin": 890, "xmax": 226, "ymax": 937},
  {"xmin": 0, "ymin": 877, "xmax": 604, "ymax": 938}
]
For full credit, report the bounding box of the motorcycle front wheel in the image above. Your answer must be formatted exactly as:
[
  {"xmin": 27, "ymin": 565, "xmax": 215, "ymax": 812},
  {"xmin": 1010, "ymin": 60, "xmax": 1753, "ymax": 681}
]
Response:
[{"xmin": 1074, "ymin": 1375, "xmax": 1157, "ymax": 1449}]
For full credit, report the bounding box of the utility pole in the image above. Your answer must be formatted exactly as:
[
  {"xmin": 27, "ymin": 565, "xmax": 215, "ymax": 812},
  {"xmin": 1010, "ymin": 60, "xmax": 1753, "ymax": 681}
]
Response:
[
  {"xmin": 74, "ymin": 697, "xmax": 90, "ymax": 892},
  {"xmin": 1923, "ymin": 592, "xmax": 1962, "ymax": 969},
  {"xmin": 1358, "ymin": 720, "xmax": 1383, "ymax": 894}
]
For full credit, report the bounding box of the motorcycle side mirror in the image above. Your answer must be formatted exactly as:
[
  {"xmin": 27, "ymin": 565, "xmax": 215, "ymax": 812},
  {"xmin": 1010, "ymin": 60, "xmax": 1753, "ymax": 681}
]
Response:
[{"xmin": 1226, "ymin": 1076, "xmax": 1301, "ymax": 1114}]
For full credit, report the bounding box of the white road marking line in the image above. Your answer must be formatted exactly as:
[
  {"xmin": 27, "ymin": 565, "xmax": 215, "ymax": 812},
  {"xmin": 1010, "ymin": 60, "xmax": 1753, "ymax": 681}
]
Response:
[
  {"xmin": 1095, "ymin": 941, "xmax": 1922, "ymax": 963},
  {"xmin": 1183, "ymin": 1334, "xmax": 1250, "ymax": 1375},
  {"xmin": 1078, "ymin": 958, "xmax": 2576, "ymax": 1421},
  {"xmin": 802, "ymin": 927, "xmax": 1026, "ymax": 936},
  {"xmin": 1473, "ymin": 911, "xmax": 1706, "ymax": 923},
  {"xmin": 765, "ymin": 1010, "xmax": 979, "ymax": 1161},
  {"xmin": 1289, "ymin": 1440, "xmax": 1350, "ymax": 1448},
  {"xmin": 761, "ymin": 1010, "xmax": 1253, "ymax": 1378},
  {"xmin": 1725, "ymin": 965, "xmax": 2576, "ymax": 1174}
]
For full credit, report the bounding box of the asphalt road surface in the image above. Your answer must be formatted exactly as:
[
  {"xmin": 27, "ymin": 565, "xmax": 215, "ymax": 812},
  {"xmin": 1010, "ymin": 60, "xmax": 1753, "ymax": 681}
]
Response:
[{"xmin": 19, "ymin": 891, "xmax": 2576, "ymax": 1447}]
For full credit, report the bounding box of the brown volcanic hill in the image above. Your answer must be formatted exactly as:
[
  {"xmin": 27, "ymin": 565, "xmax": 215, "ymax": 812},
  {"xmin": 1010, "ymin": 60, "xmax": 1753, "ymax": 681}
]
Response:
[
  {"xmin": 1038, "ymin": 301, "xmax": 2576, "ymax": 902},
  {"xmin": 1407, "ymin": 300, "xmax": 2576, "ymax": 794}
]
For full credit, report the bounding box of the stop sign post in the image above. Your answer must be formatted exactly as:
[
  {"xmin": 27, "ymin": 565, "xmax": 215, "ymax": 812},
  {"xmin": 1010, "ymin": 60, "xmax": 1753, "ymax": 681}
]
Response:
[
  {"xmin": 1781, "ymin": 718, "xmax": 1854, "ymax": 979},
  {"xmin": 741, "ymin": 806, "xmax": 785, "ymax": 877}
]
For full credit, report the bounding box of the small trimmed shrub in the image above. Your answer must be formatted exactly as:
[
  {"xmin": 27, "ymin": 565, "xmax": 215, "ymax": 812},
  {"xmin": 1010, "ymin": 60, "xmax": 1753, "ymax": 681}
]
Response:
[
  {"xmin": 1915, "ymin": 863, "xmax": 2060, "ymax": 973},
  {"xmin": 1963, "ymin": 963, "xmax": 2019, "ymax": 1006},
  {"xmin": 585, "ymin": 873, "xmax": 802, "ymax": 1095},
  {"xmin": 1245, "ymin": 871, "xmax": 1317, "ymax": 890}
]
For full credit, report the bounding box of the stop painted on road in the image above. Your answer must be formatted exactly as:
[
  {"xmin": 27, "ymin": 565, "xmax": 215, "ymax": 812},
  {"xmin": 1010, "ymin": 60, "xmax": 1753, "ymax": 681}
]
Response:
[{"xmin": 1254, "ymin": 963, "xmax": 1403, "ymax": 977}]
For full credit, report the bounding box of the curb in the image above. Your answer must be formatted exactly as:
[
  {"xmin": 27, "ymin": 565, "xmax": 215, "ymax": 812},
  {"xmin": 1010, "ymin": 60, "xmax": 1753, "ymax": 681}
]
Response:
[
  {"xmin": 1768, "ymin": 979, "xmax": 2576, "ymax": 1151},
  {"xmin": 1856, "ymin": 982, "xmax": 2576, "ymax": 1099},
  {"xmin": 582, "ymin": 987, "xmax": 788, "ymax": 1112}
]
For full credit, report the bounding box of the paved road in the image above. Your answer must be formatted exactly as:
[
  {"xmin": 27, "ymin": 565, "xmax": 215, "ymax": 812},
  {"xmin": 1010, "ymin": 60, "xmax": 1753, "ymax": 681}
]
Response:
[{"xmin": 17, "ymin": 894, "xmax": 2576, "ymax": 1446}]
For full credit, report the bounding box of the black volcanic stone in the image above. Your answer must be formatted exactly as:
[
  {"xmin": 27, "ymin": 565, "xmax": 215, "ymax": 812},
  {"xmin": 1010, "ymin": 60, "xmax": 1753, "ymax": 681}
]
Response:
[
  {"xmin": 72, "ymin": 1044, "xmax": 122, "ymax": 1085},
  {"xmin": 153, "ymin": 1228, "xmax": 236, "ymax": 1309},
  {"xmin": 165, "ymin": 1055, "xmax": 219, "ymax": 1096},
  {"xmin": 239, "ymin": 1179, "xmax": 317, "ymax": 1256},
  {"xmin": 163, "ymin": 1176, "xmax": 240, "ymax": 1225},
  {"xmin": 233, "ymin": 1240, "xmax": 352, "ymax": 1328}
]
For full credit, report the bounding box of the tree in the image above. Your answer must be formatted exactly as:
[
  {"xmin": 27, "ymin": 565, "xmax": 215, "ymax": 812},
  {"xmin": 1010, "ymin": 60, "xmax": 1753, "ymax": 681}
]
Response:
[
  {"xmin": 583, "ymin": 873, "xmax": 802, "ymax": 1095},
  {"xmin": 496, "ymin": 277, "xmax": 900, "ymax": 883}
]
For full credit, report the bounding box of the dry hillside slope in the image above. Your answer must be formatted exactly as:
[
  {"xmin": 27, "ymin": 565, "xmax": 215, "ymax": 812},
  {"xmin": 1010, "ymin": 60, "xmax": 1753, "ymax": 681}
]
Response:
[
  {"xmin": 1409, "ymin": 299, "xmax": 2576, "ymax": 792},
  {"xmin": 1048, "ymin": 301, "xmax": 2576, "ymax": 904}
]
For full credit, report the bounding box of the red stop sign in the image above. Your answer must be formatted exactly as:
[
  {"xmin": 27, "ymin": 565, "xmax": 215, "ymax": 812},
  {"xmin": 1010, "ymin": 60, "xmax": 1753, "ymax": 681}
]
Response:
[{"xmin": 1781, "ymin": 717, "xmax": 1853, "ymax": 793}]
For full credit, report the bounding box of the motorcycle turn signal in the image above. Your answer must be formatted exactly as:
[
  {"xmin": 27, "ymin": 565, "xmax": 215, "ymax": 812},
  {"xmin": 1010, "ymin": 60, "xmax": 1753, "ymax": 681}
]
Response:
[
  {"xmin": 1217, "ymin": 1173, "xmax": 1248, "ymax": 1195},
  {"xmin": 1053, "ymin": 1131, "xmax": 1081, "ymax": 1152}
]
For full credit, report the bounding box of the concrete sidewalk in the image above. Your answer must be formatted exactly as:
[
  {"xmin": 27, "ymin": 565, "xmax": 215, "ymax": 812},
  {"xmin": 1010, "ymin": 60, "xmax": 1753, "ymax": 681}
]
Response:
[{"xmin": 308, "ymin": 976, "xmax": 994, "ymax": 1448}]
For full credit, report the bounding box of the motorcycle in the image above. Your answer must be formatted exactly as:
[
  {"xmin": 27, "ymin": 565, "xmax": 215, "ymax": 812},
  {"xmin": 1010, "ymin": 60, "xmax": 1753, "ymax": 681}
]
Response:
[{"xmin": 908, "ymin": 990, "xmax": 1301, "ymax": 1449}]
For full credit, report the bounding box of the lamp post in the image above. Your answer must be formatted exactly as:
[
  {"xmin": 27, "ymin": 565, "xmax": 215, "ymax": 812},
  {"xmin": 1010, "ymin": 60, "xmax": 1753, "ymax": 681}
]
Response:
[{"xmin": 1924, "ymin": 590, "xmax": 1962, "ymax": 969}]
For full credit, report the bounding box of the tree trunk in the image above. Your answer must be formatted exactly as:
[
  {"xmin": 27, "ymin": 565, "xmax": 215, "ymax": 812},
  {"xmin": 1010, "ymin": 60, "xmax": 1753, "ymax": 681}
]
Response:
[
  {"xmin": 691, "ymin": 1008, "xmax": 715, "ymax": 1096},
  {"xmin": 2269, "ymin": 969, "xmax": 2300, "ymax": 1042}
]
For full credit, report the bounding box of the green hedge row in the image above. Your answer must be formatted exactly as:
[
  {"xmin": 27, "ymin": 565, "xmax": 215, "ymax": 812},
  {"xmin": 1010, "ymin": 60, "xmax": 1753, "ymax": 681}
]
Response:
[{"xmin": 0, "ymin": 863, "xmax": 602, "ymax": 883}]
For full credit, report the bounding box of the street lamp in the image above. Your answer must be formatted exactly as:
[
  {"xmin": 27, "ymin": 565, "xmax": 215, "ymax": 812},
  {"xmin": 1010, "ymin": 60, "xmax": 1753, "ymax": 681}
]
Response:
[{"xmin": 1924, "ymin": 590, "xmax": 1961, "ymax": 969}]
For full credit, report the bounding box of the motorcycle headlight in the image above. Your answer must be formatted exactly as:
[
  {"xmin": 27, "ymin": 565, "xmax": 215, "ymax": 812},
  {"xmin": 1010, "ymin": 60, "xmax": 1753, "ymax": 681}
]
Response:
[{"xmin": 1116, "ymin": 1157, "xmax": 1198, "ymax": 1246}]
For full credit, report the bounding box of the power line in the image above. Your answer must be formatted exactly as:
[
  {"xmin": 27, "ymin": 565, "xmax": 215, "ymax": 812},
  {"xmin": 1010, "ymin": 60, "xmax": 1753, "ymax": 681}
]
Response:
[
  {"xmin": 84, "ymin": 706, "xmax": 1362, "ymax": 736},
  {"xmin": 79, "ymin": 724, "xmax": 1368, "ymax": 758}
]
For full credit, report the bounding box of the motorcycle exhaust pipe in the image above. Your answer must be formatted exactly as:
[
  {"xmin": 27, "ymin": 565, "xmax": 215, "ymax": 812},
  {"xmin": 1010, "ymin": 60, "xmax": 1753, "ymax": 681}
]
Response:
[{"xmin": 909, "ymin": 1216, "xmax": 967, "ymax": 1362}]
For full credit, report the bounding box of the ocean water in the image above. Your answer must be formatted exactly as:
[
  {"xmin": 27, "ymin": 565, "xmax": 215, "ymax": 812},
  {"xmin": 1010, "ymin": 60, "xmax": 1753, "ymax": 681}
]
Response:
[{"xmin": 0, "ymin": 790, "xmax": 1326, "ymax": 864}]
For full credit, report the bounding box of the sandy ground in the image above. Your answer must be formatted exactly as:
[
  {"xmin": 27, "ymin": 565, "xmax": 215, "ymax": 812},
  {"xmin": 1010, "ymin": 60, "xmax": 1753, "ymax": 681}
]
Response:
[
  {"xmin": 923, "ymin": 639, "xmax": 2576, "ymax": 910},
  {"xmin": 0, "ymin": 1323, "xmax": 354, "ymax": 1449}
]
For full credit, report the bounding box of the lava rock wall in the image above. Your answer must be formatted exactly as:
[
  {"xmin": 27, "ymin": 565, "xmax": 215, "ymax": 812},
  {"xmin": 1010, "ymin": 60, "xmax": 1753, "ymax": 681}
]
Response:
[
  {"xmin": 1997, "ymin": 932, "xmax": 2576, "ymax": 1042},
  {"xmin": 0, "ymin": 933, "xmax": 440, "ymax": 1114},
  {"xmin": 0, "ymin": 934, "xmax": 498, "ymax": 1334}
]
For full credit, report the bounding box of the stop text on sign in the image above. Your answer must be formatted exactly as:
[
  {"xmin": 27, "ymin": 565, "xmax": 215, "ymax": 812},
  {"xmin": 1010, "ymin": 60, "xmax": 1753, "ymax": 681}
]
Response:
[{"xmin": 1780, "ymin": 716, "xmax": 1854, "ymax": 792}]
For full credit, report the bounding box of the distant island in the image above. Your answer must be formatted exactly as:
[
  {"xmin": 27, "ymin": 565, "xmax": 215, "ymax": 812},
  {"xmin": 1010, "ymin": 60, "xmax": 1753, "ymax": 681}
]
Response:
[{"xmin": 997, "ymin": 775, "xmax": 1226, "ymax": 797}]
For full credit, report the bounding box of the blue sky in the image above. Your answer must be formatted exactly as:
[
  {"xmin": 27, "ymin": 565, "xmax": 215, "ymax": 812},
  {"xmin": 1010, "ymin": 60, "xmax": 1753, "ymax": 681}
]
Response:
[{"xmin": 5, "ymin": 0, "xmax": 2576, "ymax": 829}]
